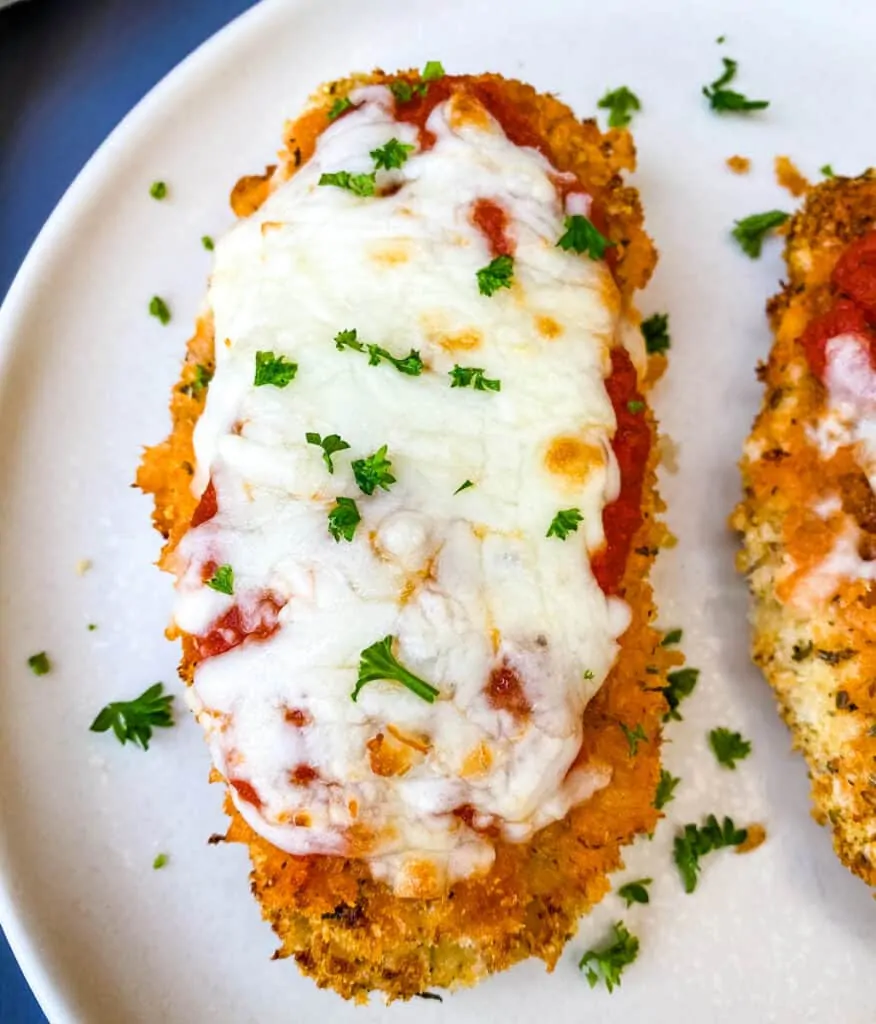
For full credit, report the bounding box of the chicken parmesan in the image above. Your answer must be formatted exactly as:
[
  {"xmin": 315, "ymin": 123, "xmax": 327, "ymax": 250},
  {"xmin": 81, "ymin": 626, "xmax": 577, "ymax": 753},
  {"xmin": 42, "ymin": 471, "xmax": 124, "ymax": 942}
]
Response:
[
  {"xmin": 734, "ymin": 172, "xmax": 876, "ymax": 887},
  {"xmin": 138, "ymin": 67, "xmax": 672, "ymax": 1000}
]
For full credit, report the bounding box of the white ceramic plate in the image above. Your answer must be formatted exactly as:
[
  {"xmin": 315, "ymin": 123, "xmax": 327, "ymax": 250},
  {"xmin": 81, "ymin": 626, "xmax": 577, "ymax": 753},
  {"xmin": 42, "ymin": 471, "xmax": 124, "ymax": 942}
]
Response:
[{"xmin": 2, "ymin": 0, "xmax": 875, "ymax": 1020}]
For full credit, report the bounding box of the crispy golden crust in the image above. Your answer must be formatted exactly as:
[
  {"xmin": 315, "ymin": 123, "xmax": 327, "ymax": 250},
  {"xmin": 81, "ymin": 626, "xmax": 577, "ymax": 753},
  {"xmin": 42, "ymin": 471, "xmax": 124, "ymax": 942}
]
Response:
[
  {"xmin": 138, "ymin": 72, "xmax": 671, "ymax": 1000},
  {"xmin": 733, "ymin": 172, "xmax": 876, "ymax": 887}
]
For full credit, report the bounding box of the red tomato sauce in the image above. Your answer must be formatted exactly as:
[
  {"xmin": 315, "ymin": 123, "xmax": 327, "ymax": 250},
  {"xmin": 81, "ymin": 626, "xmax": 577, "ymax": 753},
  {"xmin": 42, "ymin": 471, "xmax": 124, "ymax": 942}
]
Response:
[
  {"xmin": 591, "ymin": 347, "xmax": 651, "ymax": 595},
  {"xmin": 471, "ymin": 198, "xmax": 514, "ymax": 257},
  {"xmin": 193, "ymin": 595, "xmax": 284, "ymax": 661},
  {"xmin": 190, "ymin": 479, "xmax": 217, "ymax": 528},
  {"xmin": 800, "ymin": 232, "xmax": 876, "ymax": 381},
  {"xmin": 229, "ymin": 778, "xmax": 262, "ymax": 809},
  {"xmin": 486, "ymin": 661, "xmax": 532, "ymax": 720}
]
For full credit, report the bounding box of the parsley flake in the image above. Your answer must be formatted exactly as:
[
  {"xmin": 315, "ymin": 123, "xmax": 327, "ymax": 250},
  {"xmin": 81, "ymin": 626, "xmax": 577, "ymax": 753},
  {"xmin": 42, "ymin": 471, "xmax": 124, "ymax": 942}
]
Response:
[
  {"xmin": 620, "ymin": 722, "xmax": 648, "ymax": 757},
  {"xmin": 390, "ymin": 80, "xmax": 415, "ymax": 103},
  {"xmin": 254, "ymin": 350, "xmax": 297, "ymax": 388},
  {"xmin": 89, "ymin": 681, "xmax": 174, "ymax": 751},
  {"xmin": 708, "ymin": 727, "xmax": 752, "ymax": 769},
  {"xmin": 318, "ymin": 170, "xmax": 377, "ymax": 197},
  {"xmin": 821, "ymin": 164, "xmax": 835, "ymax": 178},
  {"xmin": 87, "ymin": 623, "xmax": 98, "ymax": 632},
  {"xmin": 731, "ymin": 210, "xmax": 789, "ymax": 258},
  {"xmin": 597, "ymin": 86, "xmax": 641, "ymax": 128},
  {"xmin": 716, "ymin": 34, "xmax": 726, "ymax": 43},
  {"xmin": 149, "ymin": 296, "xmax": 171, "ymax": 325},
  {"xmin": 662, "ymin": 667, "xmax": 699, "ymax": 721},
  {"xmin": 454, "ymin": 479, "xmax": 474, "ymax": 494},
  {"xmin": 547, "ymin": 508, "xmax": 583, "ymax": 540},
  {"xmin": 660, "ymin": 627, "xmax": 683, "ymax": 646},
  {"xmin": 327, "ymin": 497, "xmax": 361, "ymax": 543},
  {"xmin": 153, "ymin": 853, "xmax": 169, "ymax": 870},
  {"xmin": 370, "ymin": 138, "xmax": 415, "ymax": 170},
  {"xmin": 641, "ymin": 312, "xmax": 671, "ymax": 355},
  {"xmin": 181, "ymin": 363, "xmax": 213, "ymax": 397},
  {"xmin": 334, "ymin": 329, "xmax": 423, "ymax": 376},
  {"xmin": 674, "ymin": 815, "xmax": 748, "ymax": 893},
  {"xmin": 327, "ymin": 96, "xmax": 354, "ymax": 121},
  {"xmin": 206, "ymin": 564, "xmax": 234, "ymax": 595},
  {"xmin": 352, "ymin": 445, "xmax": 396, "ymax": 495},
  {"xmin": 352, "ymin": 635, "xmax": 440, "ymax": 703},
  {"xmin": 556, "ymin": 215, "xmax": 614, "ymax": 260},
  {"xmin": 627, "ymin": 400, "xmax": 645, "ymax": 414},
  {"xmin": 28, "ymin": 651, "xmax": 50, "ymax": 676},
  {"xmin": 201, "ymin": 235, "xmax": 215, "ymax": 251},
  {"xmin": 617, "ymin": 878, "xmax": 652, "ymax": 907},
  {"xmin": 421, "ymin": 60, "xmax": 445, "ymax": 82},
  {"xmin": 149, "ymin": 180, "xmax": 167, "ymax": 200},
  {"xmin": 476, "ymin": 254, "xmax": 514, "ymax": 296},
  {"xmin": 583, "ymin": 669, "xmax": 595, "ymax": 681},
  {"xmin": 306, "ymin": 432, "xmax": 351, "ymax": 474},
  {"xmin": 579, "ymin": 921, "xmax": 639, "ymax": 993},
  {"xmin": 703, "ymin": 57, "xmax": 769, "ymax": 113},
  {"xmin": 654, "ymin": 768, "xmax": 681, "ymax": 810},
  {"xmin": 449, "ymin": 365, "xmax": 501, "ymax": 392}
]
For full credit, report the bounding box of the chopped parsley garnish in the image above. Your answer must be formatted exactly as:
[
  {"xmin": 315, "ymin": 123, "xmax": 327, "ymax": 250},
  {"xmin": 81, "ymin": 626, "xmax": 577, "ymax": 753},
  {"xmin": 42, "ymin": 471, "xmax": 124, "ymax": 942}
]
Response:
[
  {"xmin": 821, "ymin": 164, "xmax": 835, "ymax": 178},
  {"xmin": 352, "ymin": 445, "xmax": 396, "ymax": 495},
  {"xmin": 627, "ymin": 400, "xmax": 645, "ymax": 414},
  {"xmin": 708, "ymin": 727, "xmax": 752, "ymax": 769},
  {"xmin": 306, "ymin": 432, "xmax": 351, "ymax": 473},
  {"xmin": 149, "ymin": 296, "xmax": 171, "ymax": 325},
  {"xmin": 556, "ymin": 215, "xmax": 614, "ymax": 260},
  {"xmin": 89, "ymin": 681, "xmax": 174, "ymax": 751},
  {"xmin": 421, "ymin": 60, "xmax": 445, "ymax": 82},
  {"xmin": 201, "ymin": 235, "xmax": 215, "ymax": 251},
  {"xmin": 597, "ymin": 86, "xmax": 641, "ymax": 128},
  {"xmin": 370, "ymin": 138, "xmax": 415, "ymax": 170},
  {"xmin": 254, "ymin": 350, "xmax": 297, "ymax": 388},
  {"xmin": 662, "ymin": 667, "xmax": 700, "ymax": 721},
  {"xmin": 716, "ymin": 34, "xmax": 726, "ymax": 43},
  {"xmin": 206, "ymin": 564, "xmax": 234, "ymax": 595},
  {"xmin": 153, "ymin": 853, "xmax": 169, "ymax": 870},
  {"xmin": 327, "ymin": 497, "xmax": 361, "ymax": 542},
  {"xmin": 617, "ymin": 878, "xmax": 652, "ymax": 907},
  {"xmin": 731, "ymin": 210, "xmax": 789, "ymax": 258},
  {"xmin": 620, "ymin": 722, "xmax": 647, "ymax": 757},
  {"xmin": 182, "ymin": 363, "xmax": 213, "ymax": 396},
  {"xmin": 352, "ymin": 635, "xmax": 440, "ymax": 704},
  {"xmin": 335, "ymin": 328, "xmax": 365, "ymax": 352},
  {"xmin": 476, "ymin": 254, "xmax": 514, "ymax": 296},
  {"xmin": 390, "ymin": 80, "xmax": 416, "ymax": 103},
  {"xmin": 654, "ymin": 768, "xmax": 681, "ymax": 810},
  {"xmin": 583, "ymin": 669, "xmax": 595, "ymax": 680},
  {"xmin": 660, "ymin": 627, "xmax": 683, "ymax": 646},
  {"xmin": 674, "ymin": 815, "xmax": 748, "ymax": 893},
  {"xmin": 149, "ymin": 180, "xmax": 167, "ymax": 200},
  {"xmin": 641, "ymin": 312, "xmax": 671, "ymax": 355},
  {"xmin": 546, "ymin": 508, "xmax": 584, "ymax": 540},
  {"xmin": 449, "ymin": 365, "xmax": 501, "ymax": 392},
  {"xmin": 318, "ymin": 170, "xmax": 377, "ymax": 197},
  {"xmin": 333, "ymin": 328, "xmax": 423, "ymax": 376},
  {"xmin": 28, "ymin": 652, "xmax": 50, "ymax": 676},
  {"xmin": 87, "ymin": 623, "xmax": 98, "ymax": 632},
  {"xmin": 454, "ymin": 479, "xmax": 474, "ymax": 494},
  {"xmin": 579, "ymin": 921, "xmax": 639, "ymax": 993},
  {"xmin": 327, "ymin": 96, "xmax": 353, "ymax": 121},
  {"xmin": 703, "ymin": 57, "xmax": 769, "ymax": 113}
]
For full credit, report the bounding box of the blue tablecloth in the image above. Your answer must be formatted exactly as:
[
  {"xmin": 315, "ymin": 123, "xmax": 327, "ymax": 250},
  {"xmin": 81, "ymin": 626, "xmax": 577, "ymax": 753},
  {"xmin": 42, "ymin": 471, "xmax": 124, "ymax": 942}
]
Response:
[{"xmin": 0, "ymin": 3, "xmax": 258, "ymax": 1017}]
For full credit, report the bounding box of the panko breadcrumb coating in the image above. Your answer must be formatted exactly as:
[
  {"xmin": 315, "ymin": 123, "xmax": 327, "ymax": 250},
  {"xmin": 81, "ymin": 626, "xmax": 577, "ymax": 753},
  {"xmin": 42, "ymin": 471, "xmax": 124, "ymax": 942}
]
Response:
[
  {"xmin": 734, "ymin": 172, "xmax": 876, "ymax": 887},
  {"xmin": 138, "ymin": 70, "xmax": 675, "ymax": 1001}
]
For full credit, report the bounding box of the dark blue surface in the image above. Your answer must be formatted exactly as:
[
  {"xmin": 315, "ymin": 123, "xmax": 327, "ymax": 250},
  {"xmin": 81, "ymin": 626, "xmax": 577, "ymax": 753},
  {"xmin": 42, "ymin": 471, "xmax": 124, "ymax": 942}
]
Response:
[{"xmin": 0, "ymin": 2, "xmax": 258, "ymax": 1018}]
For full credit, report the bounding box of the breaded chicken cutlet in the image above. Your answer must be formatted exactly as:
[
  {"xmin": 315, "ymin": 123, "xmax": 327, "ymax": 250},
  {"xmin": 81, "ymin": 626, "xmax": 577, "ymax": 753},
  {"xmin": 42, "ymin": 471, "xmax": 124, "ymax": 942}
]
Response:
[
  {"xmin": 734, "ymin": 172, "xmax": 876, "ymax": 887},
  {"xmin": 137, "ymin": 67, "xmax": 676, "ymax": 1001}
]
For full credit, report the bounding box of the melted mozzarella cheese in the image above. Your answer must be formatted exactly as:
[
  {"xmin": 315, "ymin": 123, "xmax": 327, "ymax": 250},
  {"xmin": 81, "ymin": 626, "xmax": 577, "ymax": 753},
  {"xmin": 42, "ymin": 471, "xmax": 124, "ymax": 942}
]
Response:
[{"xmin": 175, "ymin": 86, "xmax": 633, "ymax": 897}]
